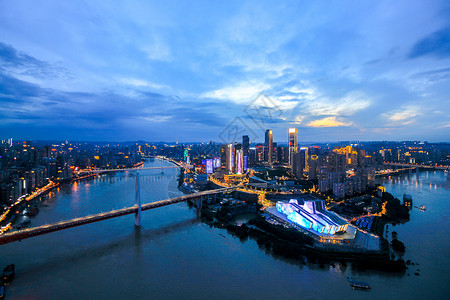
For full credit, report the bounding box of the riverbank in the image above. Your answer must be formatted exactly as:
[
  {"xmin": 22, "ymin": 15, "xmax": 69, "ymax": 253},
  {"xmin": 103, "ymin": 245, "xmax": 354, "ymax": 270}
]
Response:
[
  {"xmin": 1, "ymin": 166, "xmax": 447, "ymax": 299},
  {"xmin": 0, "ymin": 160, "xmax": 168, "ymax": 233},
  {"xmin": 181, "ymin": 166, "xmax": 409, "ymax": 273},
  {"xmin": 197, "ymin": 194, "xmax": 407, "ymax": 273},
  {"xmin": 0, "ymin": 174, "xmax": 98, "ymax": 233}
]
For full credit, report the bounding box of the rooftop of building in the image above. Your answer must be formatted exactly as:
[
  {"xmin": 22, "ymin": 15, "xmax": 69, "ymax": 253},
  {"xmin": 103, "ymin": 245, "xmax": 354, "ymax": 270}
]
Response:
[{"xmin": 266, "ymin": 206, "xmax": 355, "ymax": 240}]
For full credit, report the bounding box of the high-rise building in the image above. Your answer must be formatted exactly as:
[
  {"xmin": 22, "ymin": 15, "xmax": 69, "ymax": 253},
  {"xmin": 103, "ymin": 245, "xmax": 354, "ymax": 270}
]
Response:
[
  {"xmin": 300, "ymin": 147, "xmax": 308, "ymax": 172},
  {"xmin": 307, "ymin": 148, "xmax": 325, "ymax": 180},
  {"xmin": 333, "ymin": 182, "xmax": 345, "ymax": 198},
  {"xmin": 248, "ymin": 147, "xmax": 257, "ymax": 165},
  {"xmin": 235, "ymin": 144, "xmax": 244, "ymax": 174},
  {"xmin": 292, "ymin": 151, "xmax": 306, "ymax": 179},
  {"xmin": 288, "ymin": 128, "xmax": 298, "ymax": 167},
  {"xmin": 183, "ymin": 147, "xmax": 189, "ymax": 162},
  {"xmin": 256, "ymin": 144, "xmax": 264, "ymax": 162},
  {"xmin": 272, "ymin": 142, "xmax": 278, "ymax": 163},
  {"xmin": 277, "ymin": 146, "xmax": 285, "ymax": 163},
  {"xmin": 220, "ymin": 144, "xmax": 227, "ymax": 168},
  {"xmin": 344, "ymin": 178, "xmax": 354, "ymax": 196},
  {"xmin": 328, "ymin": 151, "xmax": 346, "ymax": 172},
  {"xmin": 265, "ymin": 129, "xmax": 273, "ymax": 164},
  {"xmin": 284, "ymin": 147, "xmax": 290, "ymax": 164},
  {"xmin": 328, "ymin": 171, "xmax": 346, "ymax": 190},
  {"xmin": 242, "ymin": 135, "xmax": 249, "ymax": 158},
  {"xmin": 225, "ymin": 144, "xmax": 234, "ymax": 173},
  {"xmin": 318, "ymin": 166, "xmax": 329, "ymax": 193}
]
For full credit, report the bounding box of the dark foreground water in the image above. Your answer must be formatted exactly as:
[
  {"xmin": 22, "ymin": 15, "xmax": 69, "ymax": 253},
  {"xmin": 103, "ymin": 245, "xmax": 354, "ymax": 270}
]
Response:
[{"xmin": 0, "ymin": 161, "xmax": 448, "ymax": 299}]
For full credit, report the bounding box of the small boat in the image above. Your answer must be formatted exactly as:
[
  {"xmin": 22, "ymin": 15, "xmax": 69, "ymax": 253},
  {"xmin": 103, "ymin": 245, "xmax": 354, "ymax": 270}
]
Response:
[
  {"xmin": 2, "ymin": 264, "xmax": 15, "ymax": 283},
  {"xmin": 347, "ymin": 276, "xmax": 371, "ymax": 290},
  {"xmin": 419, "ymin": 205, "xmax": 426, "ymax": 211}
]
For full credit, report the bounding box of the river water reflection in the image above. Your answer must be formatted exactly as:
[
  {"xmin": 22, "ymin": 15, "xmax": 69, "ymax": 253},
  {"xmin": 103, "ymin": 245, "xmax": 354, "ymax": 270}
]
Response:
[{"xmin": 0, "ymin": 161, "xmax": 448, "ymax": 299}]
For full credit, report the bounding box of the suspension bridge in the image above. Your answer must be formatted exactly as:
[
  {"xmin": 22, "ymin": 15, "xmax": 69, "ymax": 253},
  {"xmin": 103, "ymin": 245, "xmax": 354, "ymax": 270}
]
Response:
[{"xmin": 0, "ymin": 168, "xmax": 236, "ymax": 246}]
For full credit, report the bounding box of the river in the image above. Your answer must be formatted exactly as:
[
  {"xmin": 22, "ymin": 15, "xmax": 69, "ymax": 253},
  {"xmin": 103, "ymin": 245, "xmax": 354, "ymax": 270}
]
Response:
[{"xmin": 0, "ymin": 160, "xmax": 448, "ymax": 299}]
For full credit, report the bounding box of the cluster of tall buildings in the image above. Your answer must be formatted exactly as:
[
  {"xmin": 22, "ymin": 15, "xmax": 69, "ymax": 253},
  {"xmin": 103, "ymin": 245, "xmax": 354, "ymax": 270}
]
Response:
[
  {"xmin": 0, "ymin": 140, "xmax": 142, "ymax": 206},
  {"xmin": 217, "ymin": 128, "xmax": 378, "ymax": 199},
  {"xmin": 313, "ymin": 147, "xmax": 375, "ymax": 198},
  {"xmin": 220, "ymin": 143, "xmax": 248, "ymax": 174},
  {"xmin": 245, "ymin": 128, "xmax": 301, "ymax": 168},
  {"xmin": 219, "ymin": 128, "xmax": 302, "ymax": 174},
  {"xmin": 2, "ymin": 137, "xmax": 447, "ymax": 205}
]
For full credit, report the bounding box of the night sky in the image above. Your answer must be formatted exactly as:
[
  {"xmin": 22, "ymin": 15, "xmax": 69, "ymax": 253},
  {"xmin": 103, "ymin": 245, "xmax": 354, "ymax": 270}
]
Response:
[{"xmin": 1, "ymin": 1, "xmax": 449, "ymax": 143}]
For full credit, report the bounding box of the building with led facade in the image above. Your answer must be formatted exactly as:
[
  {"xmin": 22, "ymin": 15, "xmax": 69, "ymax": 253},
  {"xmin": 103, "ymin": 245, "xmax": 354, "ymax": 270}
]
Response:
[
  {"xmin": 225, "ymin": 144, "xmax": 233, "ymax": 173},
  {"xmin": 235, "ymin": 148, "xmax": 244, "ymax": 174},
  {"xmin": 276, "ymin": 199, "xmax": 348, "ymax": 235},
  {"xmin": 265, "ymin": 129, "xmax": 273, "ymax": 164},
  {"xmin": 288, "ymin": 128, "xmax": 298, "ymax": 167}
]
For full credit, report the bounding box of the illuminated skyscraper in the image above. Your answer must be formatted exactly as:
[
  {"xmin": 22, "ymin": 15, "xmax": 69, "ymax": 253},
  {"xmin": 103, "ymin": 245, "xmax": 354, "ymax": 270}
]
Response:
[
  {"xmin": 288, "ymin": 128, "xmax": 298, "ymax": 167},
  {"xmin": 265, "ymin": 129, "xmax": 273, "ymax": 164},
  {"xmin": 235, "ymin": 144, "xmax": 244, "ymax": 174},
  {"xmin": 300, "ymin": 147, "xmax": 308, "ymax": 172},
  {"xmin": 225, "ymin": 144, "xmax": 234, "ymax": 173}
]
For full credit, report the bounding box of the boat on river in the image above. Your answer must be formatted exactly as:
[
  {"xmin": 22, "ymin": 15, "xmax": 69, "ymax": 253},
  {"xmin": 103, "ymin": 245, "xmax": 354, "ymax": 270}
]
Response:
[
  {"xmin": 347, "ymin": 277, "xmax": 371, "ymax": 290},
  {"xmin": 2, "ymin": 264, "xmax": 15, "ymax": 283}
]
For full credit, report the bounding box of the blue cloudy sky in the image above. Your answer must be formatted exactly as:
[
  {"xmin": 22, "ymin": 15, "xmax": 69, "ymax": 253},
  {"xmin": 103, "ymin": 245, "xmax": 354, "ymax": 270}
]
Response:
[{"xmin": 1, "ymin": 0, "xmax": 449, "ymax": 143}]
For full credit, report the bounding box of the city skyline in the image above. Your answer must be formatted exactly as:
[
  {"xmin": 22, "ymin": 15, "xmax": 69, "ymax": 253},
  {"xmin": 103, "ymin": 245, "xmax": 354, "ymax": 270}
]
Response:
[
  {"xmin": 1, "ymin": 1, "xmax": 450, "ymax": 142},
  {"xmin": 1, "ymin": 2, "xmax": 449, "ymax": 298}
]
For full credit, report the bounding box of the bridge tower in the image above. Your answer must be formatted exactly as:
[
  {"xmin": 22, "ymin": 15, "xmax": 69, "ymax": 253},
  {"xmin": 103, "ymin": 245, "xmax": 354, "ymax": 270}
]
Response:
[{"xmin": 135, "ymin": 171, "xmax": 142, "ymax": 226}]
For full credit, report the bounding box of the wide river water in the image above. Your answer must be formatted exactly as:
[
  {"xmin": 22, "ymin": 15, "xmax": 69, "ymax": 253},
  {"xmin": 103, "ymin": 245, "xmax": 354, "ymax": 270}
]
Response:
[{"xmin": 0, "ymin": 160, "xmax": 448, "ymax": 299}]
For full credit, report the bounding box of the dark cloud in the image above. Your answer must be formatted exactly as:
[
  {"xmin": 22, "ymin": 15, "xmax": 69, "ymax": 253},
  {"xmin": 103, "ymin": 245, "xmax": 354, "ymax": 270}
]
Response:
[
  {"xmin": 168, "ymin": 107, "xmax": 227, "ymax": 127},
  {"xmin": 408, "ymin": 26, "xmax": 450, "ymax": 59},
  {"xmin": 0, "ymin": 72, "xmax": 42, "ymax": 98},
  {"xmin": 0, "ymin": 42, "xmax": 42, "ymax": 67},
  {"xmin": 0, "ymin": 68, "xmax": 229, "ymax": 141},
  {"xmin": 0, "ymin": 41, "xmax": 70, "ymax": 79},
  {"xmin": 1, "ymin": 1, "xmax": 450, "ymax": 142}
]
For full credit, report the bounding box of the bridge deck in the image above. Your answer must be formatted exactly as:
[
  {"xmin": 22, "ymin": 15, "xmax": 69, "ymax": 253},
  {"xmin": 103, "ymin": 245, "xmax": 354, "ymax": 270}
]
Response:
[
  {"xmin": 90, "ymin": 166, "xmax": 182, "ymax": 173},
  {"xmin": 0, "ymin": 187, "xmax": 235, "ymax": 246}
]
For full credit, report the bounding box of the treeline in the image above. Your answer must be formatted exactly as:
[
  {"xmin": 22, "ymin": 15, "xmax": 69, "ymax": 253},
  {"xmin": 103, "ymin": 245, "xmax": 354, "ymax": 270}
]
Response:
[
  {"xmin": 382, "ymin": 192, "xmax": 410, "ymax": 220},
  {"xmin": 391, "ymin": 238, "xmax": 406, "ymax": 252}
]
